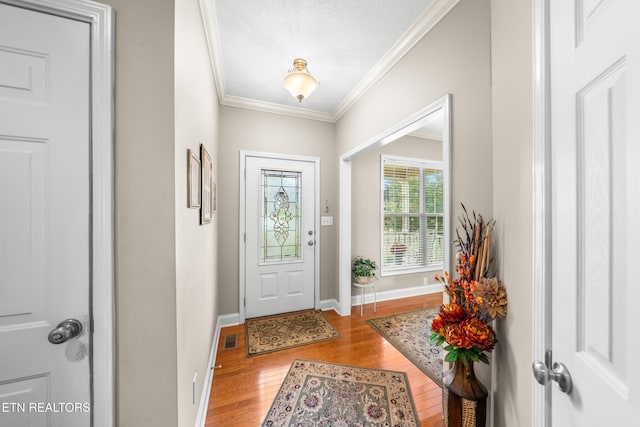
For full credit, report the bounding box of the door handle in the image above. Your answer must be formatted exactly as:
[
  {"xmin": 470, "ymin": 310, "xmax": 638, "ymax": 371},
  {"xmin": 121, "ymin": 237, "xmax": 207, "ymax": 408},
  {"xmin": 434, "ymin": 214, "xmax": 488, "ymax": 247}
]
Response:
[
  {"xmin": 48, "ymin": 319, "xmax": 83, "ymax": 344},
  {"xmin": 532, "ymin": 350, "xmax": 572, "ymax": 394}
]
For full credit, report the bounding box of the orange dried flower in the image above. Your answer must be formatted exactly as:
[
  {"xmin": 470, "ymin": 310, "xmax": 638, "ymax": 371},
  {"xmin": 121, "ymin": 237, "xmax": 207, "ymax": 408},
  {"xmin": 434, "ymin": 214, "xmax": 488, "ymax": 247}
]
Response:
[
  {"xmin": 461, "ymin": 317, "xmax": 496, "ymax": 351},
  {"xmin": 431, "ymin": 317, "xmax": 445, "ymax": 334},
  {"xmin": 439, "ymin": 303, "xmax": 467, "ymax": 324},
  {"xmin": 444, "ymin": 324, "xmax": 472, "ymax": 349}
]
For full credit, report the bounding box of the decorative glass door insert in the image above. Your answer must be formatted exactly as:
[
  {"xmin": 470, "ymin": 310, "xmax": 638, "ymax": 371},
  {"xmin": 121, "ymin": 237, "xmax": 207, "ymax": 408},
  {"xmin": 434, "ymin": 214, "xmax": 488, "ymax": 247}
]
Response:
[{"xmin": 260, "ymin": 169, "xmax": 302, "ymax": 263}]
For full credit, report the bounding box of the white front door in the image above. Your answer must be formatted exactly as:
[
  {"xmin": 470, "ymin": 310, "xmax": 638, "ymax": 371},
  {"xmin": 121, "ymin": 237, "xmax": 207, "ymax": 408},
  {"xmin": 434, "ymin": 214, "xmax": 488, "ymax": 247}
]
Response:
[
  {"xmin": 0, "ymin": 4, "xmax": 91, "ymax": 426},
  {"xmin": 550, "ymin": 0, "xmax": 640, "ymax": 424},
  {"xmin": 244, "ymin": 155, "xmax": 317, "ymax": 318}
]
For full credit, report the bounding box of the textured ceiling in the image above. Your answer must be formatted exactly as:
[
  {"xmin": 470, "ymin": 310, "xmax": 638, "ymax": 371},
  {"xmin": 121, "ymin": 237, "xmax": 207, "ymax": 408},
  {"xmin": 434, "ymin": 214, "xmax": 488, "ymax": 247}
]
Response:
[{"xmin": 202, "ymin": 0, "xmax": 458, "ymax": 122}]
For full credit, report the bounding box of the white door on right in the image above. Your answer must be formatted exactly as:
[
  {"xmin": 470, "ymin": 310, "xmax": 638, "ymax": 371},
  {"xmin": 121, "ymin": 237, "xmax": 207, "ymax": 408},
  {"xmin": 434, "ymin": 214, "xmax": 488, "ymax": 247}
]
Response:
[{"xmin": 550, "ymin": 0, "xmax": 640, "ymax": 425}]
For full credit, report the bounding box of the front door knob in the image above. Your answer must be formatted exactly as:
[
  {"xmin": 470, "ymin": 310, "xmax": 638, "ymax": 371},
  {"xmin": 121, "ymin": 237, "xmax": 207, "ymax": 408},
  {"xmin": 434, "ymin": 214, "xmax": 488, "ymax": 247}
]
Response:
[{"xmin": 48, "ymin": 319, "xmax": 83, "ymax": 344}]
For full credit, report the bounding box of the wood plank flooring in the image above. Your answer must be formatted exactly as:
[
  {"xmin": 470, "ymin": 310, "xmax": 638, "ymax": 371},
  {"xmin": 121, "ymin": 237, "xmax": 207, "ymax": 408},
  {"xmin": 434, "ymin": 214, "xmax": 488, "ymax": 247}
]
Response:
[{"xmin": 205, "ymin": 293, "xmax": 444, "ymax": 426}]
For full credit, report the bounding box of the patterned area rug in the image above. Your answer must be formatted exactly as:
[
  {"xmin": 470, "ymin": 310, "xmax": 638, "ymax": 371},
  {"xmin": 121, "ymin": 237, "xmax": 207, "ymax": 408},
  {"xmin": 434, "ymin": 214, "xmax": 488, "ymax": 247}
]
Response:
[
  {"xmin": 246, "ymin": 310, "xmax": 340, "ymax": 356},
  {"xmin": 367, "ymin": 306, "xmax": 443, "ymax": 387},
  {"xmin": 262, "ymin": 359, "xmax": 420, "ymax": 427}
]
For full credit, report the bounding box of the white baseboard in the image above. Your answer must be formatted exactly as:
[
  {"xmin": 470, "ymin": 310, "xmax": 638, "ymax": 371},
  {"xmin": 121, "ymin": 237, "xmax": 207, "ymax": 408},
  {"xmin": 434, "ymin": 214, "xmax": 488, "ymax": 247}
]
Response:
[
  {"xmin": 319, "ymin": 298, "xmax": 340, "ymax": 312},
  {"xmin": 194, "ymin": 327, "xmax": 218, "ymax": 427},
  {"xmin": 194, "ymin": 313, "xmax": 241, "ymax": 427},
  {"xmin": 350, "ymin": 283, "xmax": 443, "ymax": 306},
  {"xmin": 218, "ymin": 312, "xmax": 241, "ymax": 328}
]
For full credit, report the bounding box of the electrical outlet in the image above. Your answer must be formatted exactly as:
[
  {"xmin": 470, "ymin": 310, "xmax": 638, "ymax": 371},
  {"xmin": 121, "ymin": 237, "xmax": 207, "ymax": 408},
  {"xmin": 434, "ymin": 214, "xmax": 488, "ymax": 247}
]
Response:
[{"xmin": 423, "ymin": 277, "xmax": 428, "ymax": 286}]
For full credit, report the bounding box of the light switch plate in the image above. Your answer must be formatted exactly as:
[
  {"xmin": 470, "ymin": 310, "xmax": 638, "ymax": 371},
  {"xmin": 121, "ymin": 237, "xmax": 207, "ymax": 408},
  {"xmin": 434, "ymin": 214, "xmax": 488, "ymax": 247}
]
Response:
[{"xmin": 321, "ymin": 216, "xmax": 333, "ymax": 226}]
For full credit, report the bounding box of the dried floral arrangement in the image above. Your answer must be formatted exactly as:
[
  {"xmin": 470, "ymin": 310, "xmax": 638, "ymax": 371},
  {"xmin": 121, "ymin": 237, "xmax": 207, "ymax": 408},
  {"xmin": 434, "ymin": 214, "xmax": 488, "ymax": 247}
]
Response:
[{"xmin": 430, "ymin": 204, "xmax": 508, "ymax": 365}]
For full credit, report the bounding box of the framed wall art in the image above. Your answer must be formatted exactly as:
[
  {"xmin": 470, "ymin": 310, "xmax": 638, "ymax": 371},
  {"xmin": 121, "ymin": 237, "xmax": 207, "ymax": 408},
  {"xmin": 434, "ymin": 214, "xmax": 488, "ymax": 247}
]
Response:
[
  {"xmin": 200, "ymin": 143, "xmax": 213, "ymax": 224},
  {"xmin": 187, "ymin": 149, "xmax": 201, "ymax": 208}
]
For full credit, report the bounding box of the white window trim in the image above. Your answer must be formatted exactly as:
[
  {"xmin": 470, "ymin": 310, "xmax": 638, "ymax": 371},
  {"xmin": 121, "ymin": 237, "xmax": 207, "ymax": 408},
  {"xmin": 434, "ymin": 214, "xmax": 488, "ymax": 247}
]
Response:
[
  {"xmin": 380, "ymin": 154, "xmax": 444, "ymax": 276},
  {"xmin": 338, "ymin": 94, "xmax": 451, "ymax": 317}
]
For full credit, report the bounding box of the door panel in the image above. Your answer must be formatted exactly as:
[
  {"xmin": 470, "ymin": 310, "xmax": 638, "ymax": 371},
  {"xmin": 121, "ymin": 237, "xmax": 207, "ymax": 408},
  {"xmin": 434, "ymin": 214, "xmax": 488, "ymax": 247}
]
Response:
[
  {"xmin": 0, "ymin": 139, "xmax": 46, "ymax": 326},
  {"xmin": 245, "ymin": 156, "xmax": 316, "ymax": 318},
  {"xmin": 550, "ymin": 0, "xmax": 640, "ymax": 424},
  {"xmin": 0, "ymin": 4, "xmax": 91, "ymax": 426}
]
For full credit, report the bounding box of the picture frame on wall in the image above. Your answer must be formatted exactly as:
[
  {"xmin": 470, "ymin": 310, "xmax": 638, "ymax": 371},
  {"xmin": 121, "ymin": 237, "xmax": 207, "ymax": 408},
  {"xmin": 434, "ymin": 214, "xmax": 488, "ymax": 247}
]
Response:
[
  {"xmin": 200, "ymin": 143, "xmax": 213, "ymax": 224},
  {"xmin": 187, "ymin": 149, "xmax": 201, "ymax": 208}
]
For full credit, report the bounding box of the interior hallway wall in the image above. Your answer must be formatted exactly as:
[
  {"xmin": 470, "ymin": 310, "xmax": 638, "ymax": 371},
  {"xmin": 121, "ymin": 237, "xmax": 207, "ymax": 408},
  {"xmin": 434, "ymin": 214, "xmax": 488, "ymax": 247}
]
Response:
[
  {"xmin": 336, "ymin": 0, "xmax": 494, "ymax": 397},
  {"xmin": 97, "ymin": 0, "xmax": 219, "ymax": 425},
  {"xmin": 175, "ymin": 0, "xmax": 219, "ymax": 425},
  {"xmin": 490, "ymin": 0, "xmax": 534, "ymax": 425},
  {"xmin": 217, "ymin": 106, "xmax": 338, "ymax": 315},
  {"xmin": 336, "ymin": 0, "xmax": 494, "ymax": 239},
  {"xmin": 99, "ymin": 0, "xmax": 179, "ymax": 425}
]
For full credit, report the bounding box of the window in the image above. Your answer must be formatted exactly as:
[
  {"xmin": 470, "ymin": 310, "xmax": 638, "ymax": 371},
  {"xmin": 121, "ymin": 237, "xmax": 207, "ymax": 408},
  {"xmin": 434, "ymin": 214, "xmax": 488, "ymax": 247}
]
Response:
[
  {"xmin": 260, "ymin": 169, "xmax": 302, "ymax": 263},
  {"xmin": 381, "ymin": 155, "xmax": 444, "ymax": 275}
]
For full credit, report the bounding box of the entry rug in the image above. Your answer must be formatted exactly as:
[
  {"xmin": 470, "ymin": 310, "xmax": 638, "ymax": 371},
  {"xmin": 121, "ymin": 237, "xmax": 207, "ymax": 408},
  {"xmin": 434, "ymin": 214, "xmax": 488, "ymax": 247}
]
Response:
[
  {"xmin": 367, "ymin": 306, "xmax": 443, "ymax": 387},
  {"xmin": 246, "ymin": 310, "xmax": 340, "ymax": 356},
  {"xmin": 262, "ymin": 359, "xmax": 420, "ymax": 427}
]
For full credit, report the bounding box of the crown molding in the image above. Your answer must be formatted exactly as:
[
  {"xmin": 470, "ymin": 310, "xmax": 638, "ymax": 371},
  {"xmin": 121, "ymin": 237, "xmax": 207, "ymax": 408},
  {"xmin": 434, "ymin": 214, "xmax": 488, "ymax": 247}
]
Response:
[
  {"xmin": 221, "ymin": 95, "xmax": 335, "ymax": 122},
  {"xmin": 200, "ymin": 0, "xmax": 460, "ymax": 123},
  {"xmin": 199, "ymin": 0, "xmax": 226, "ymax": 104},
  {"xmin": 332, "ymin": 0, "xmax": 461, "ymax": 121}
]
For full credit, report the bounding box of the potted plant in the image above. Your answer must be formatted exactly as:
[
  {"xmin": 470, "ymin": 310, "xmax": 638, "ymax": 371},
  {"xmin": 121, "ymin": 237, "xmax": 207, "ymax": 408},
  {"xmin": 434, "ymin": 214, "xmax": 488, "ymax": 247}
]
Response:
[
  {"xmin": 430, "ymin": 204, "xmax": 508, "ymax": 427},
  {"xmin": 352, "ymin": 256, "xmax": 377, "ymax": 284}
]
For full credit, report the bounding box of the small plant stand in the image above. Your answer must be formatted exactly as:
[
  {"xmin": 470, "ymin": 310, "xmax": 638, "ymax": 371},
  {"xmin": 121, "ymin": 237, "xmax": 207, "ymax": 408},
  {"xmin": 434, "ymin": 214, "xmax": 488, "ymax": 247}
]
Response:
[{"xmin": 352, "ymin": 277, "xmax": 377, "ymax": 316}]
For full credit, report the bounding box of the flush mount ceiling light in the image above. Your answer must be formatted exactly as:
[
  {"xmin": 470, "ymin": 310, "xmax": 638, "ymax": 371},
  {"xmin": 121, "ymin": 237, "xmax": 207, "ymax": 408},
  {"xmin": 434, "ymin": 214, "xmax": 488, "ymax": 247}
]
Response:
[{"xmin": 282, "ymin": 58, "xmax": 318, "ymax": 103}]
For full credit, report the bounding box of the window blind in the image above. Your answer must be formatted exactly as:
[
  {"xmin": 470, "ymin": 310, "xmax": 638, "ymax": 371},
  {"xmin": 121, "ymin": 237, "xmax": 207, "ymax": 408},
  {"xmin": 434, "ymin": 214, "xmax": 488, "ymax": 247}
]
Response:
[{"xmin": 382, "ymin": 156, "xmax": 444, "ymax": 273}]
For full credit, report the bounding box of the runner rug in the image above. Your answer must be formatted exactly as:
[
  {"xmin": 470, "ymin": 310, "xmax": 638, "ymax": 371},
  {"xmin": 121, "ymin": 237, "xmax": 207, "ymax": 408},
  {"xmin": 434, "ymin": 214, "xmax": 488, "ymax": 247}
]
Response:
[
  {"xmin": 367, "ymin": 306, "xmax": 443, "ymax": 387},
  {"xmin": 262, "ymin": 359, "xmax": 420, "ymax": 427},
  {"xmin": 246, "ymin": 310, "xmax": 340, "ymax": 357}
]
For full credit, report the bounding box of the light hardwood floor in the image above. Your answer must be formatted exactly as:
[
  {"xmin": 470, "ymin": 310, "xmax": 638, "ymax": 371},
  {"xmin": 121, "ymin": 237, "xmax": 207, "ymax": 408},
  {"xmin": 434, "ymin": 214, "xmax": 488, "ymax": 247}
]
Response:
[{"xmin": 205, "ymin": 293, "xmax": 444, "ymax": 426}]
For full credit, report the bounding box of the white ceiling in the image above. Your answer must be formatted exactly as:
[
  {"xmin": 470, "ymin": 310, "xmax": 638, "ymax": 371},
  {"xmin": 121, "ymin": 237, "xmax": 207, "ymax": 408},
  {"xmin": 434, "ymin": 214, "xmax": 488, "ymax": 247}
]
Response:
[{"xmin": 201, "ymin": 0, "xmax": 459, "ymax": 122}]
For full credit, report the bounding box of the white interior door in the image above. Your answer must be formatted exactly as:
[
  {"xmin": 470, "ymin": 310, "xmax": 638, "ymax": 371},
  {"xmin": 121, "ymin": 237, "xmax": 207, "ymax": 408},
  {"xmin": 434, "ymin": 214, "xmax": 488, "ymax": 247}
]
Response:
[
  {"xmin": 244, "ymin": 155, "xmax": 316, "ymax": 318},
  {"xmin": 550, "ymin": 0, "xmax": 640, "ymax": 424},
  {"xmin": 0, "ymin": 4, "xmax": 91, "ymax": 426}
]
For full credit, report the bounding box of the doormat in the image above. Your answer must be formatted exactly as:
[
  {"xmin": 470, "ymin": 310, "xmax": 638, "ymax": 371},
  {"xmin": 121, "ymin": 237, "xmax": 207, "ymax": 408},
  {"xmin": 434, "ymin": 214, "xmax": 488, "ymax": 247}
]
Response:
[
  {"xmin": 262, "ymin": 359, "xmax": 420, "ymax": 426},
  {"xmin": 246, "ymin": 310, "xmax": 340, "ymax": 357},
  {"xmin": 367, "ymin": 306, "xmax": 443, "ymax": 387}
]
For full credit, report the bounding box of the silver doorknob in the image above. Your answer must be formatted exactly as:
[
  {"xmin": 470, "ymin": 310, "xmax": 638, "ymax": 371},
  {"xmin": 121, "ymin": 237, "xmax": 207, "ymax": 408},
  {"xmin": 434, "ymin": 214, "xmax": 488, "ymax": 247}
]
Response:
[
  {"xmin": 532, "ymin": 351, "xmax": 572, "ymax": 394},
  {"xmin": 307, "ymin": 240, "xmax": 314, "ymax": 246},
  {"xmin": 48, "ymin": 319, "xmax": 83, "ymax": 344}
]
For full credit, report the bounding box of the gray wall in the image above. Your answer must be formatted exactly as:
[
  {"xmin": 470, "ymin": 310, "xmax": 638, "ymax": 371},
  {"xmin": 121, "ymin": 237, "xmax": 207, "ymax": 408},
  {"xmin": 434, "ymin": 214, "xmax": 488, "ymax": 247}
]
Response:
[
  {"xmin": 337, "ymin": 0, "xmax": 494, "ymax": 222},
  {"xmin": 97, "ymin": 0, "xmax": 219, "ymax": 425},
  {"xmin": 217, "ymin": 106, "xmax": 338, "ymax": 314},
  {"xmin": 103, "ymin": 0, "xmax": 178, "ymax": 425},
  {"xmin": 490, "ymin": 0, "xmax": 533, "ymax": 425},
  {"xmin": 351, "ymin": 136, "xmax": 443, "ymax": 293},
  {"xmin": 335, "ymin": 0, "xmax": 494, "ymax": 411},
  {"xmin": 175, "ymin": 0, "xmax": 219, "ymax": 425}
]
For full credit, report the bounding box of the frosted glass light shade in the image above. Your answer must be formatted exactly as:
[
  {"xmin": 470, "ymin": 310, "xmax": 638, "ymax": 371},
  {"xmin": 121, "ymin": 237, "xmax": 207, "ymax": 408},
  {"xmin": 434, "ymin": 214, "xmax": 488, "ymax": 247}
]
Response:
[{"xmin": 283, "ymin": 58, "xmax": 318, "ymax": 102}]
